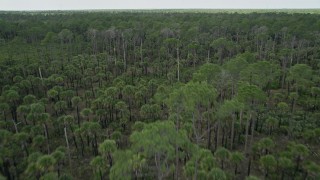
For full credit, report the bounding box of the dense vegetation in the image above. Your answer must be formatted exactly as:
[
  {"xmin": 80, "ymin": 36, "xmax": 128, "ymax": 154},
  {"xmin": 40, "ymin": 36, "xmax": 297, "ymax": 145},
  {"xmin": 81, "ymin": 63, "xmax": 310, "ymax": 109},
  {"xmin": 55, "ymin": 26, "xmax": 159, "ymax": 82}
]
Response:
[{"xmin": 0, "ymin": 10, "xmax": 320, "ymax": 179}]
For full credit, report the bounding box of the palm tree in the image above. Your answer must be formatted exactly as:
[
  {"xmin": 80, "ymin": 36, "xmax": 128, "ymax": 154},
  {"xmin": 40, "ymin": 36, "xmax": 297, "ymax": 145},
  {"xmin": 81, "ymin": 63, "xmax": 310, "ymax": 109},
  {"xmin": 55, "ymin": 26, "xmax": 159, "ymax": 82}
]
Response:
[
  {"xmin": 135, "ymin": 85, "xmax": 148, "ymax": 105},
  {"xmin": 90, "ymin": 156, "xmax": 106, "ymax": 180},
  {"xmin": 88, "ymin": 122, "xmax": 102, "ymax": 155},
  {"xmin": 289, "ymin": 143, "xmax": 309, "ymax": 175},
  {"xmin": 29, "ymin": 103, "xmax": 51, "ymax": 153},
  {"xmin": 214, "ymin": 147, "xmax": 230, "ymax": 170},
  {"xmin": 258, "ymin": 137, "xmax": 275, "ymax": 155},
  {"xmin": 62, "ymin": 115, "xmax": 74, "ymax": 167},
  {"xmin": 30, "ymin": 103, "xmax": 45, "ymax": 115},
  {"xmin": 236, "ymin": 83, "xmax": 266, "ymax": 154},
  {"xmin": 95, "ymin": 109, "xmax": 107, "ymax": 128},
  {"xmin": 207, "ymin": 167, "xmax": 227, "ymax": 180},
  {"xmin": 231, "ymin": 151, "xmax": 244, "ymax": 175},
  {"xmin": 217, "ymin": 99, "xmax": 243, "ymax": 150},
  {"xmin": 184, "ymin": 148, "xmax": 215, "ymax": 179},
  {"xmin": 54, "ymin": 100, "xmax": 67, "ymax": 115},
  {"xmin": 80, "ymin": 108, "xmax": 92, "ymax": 121},
  {"xmin": 276, "ymin": 102, "xmax": 288, "ymax": 127},
  {"xmin": 131, "ymin": 154, "xmax": 146, "ymax": 178},
  {"xmin": 303, "ymin": 161, "xmax": 320, "ymax": 179},
  {"xmin": 60, "ymin": 90, "xmax": 75, "ymax": 108},
  {"xmin": 289, "ymin": 92, "xmax": 299, "ymax": 112},
  {"xmin": 47, "ymin": 89, "xmax": 59, "ymax": 102},
  {"xmin": 98, "ymin": 139, "xmax": 117, "ymax": 167},
  {"xmin": 111, "ymin": 131, "xmax": 122, "ymax": 147},
  {"xmin": 74, "ymin": 127, "xmax": 85, "ymax": 157},
  {"xmin": 24, "ymin": 153, "xmax": 42, "ymax": 179},
  {"xmin": 115, "ymin": 101, "xmax": 129, "ymax": 130},
  {"xmin": 19, "ymin": 79, "xmax": 32, "ymax": 95},
  {"xmin": 3, "ymin": 89, "xmax": 20, "ymax": 122},
  {"xmin": 109, "ymin": 150, "xmax": 134, "ymax": 180},
  {"xmin": 51, "ymin": 149, "xmax": 65, "ymax": 176},
  {"xmin": 140, "ymin": 104, "xmax": 152, "ymax": 121},
  {"xmin": 23, "ymin": 94, "xmax": 37, "ymax": 105},
  {"xmin": 259, "ymin": 154, "xmax": 276, "ymax": 178},
  {"xmin": 122, "ymin": 85, "xmax": 135, "ymax": 121},
  {"xmin": 36, "ymin": 155, "xmax": 56, "ymax": 175},
  {"xmin": 13, "ymin": 132, "xmax": 29, "ymax": 156},
  {"xmin": 277, "ymin": 156, "xmax": 293, "ymax": 180},
  {"xmin": 0, "ymin": 103, "xmax": 9, "ymax": 122},
  {"xmin": 71, "ymin": 96, "xmax": 81, "ymax": 126},
  {"xmin": 265, "ymin": 117, "xmax": 278, "ymax": 135},
  {"xmin": 39, "ymin": 113, "xmax": 51, "ymax": 154},
  {"xmin": 287, "ymin": 64, "xmax": 313, "ymax": 94},
  {"xmin": 17, "ymin": 104, "xmax": 30, "ymax": 125}
]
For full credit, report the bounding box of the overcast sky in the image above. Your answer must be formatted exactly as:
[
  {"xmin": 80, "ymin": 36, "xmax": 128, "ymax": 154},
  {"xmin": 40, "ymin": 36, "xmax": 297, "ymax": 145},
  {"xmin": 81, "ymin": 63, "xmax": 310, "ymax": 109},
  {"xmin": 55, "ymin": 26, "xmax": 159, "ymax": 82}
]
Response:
[{"xmin": 1, "ymin": 0, "xmax": 320, "ymax": 10}]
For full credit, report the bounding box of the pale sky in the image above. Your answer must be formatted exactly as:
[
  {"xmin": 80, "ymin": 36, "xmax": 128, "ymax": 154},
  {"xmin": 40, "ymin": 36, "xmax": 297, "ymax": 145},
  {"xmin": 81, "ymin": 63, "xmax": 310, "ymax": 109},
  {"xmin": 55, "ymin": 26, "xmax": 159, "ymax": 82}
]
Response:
[{"xmin": 0, "ymin": 0, "xmax": 319, "ymax": 10}]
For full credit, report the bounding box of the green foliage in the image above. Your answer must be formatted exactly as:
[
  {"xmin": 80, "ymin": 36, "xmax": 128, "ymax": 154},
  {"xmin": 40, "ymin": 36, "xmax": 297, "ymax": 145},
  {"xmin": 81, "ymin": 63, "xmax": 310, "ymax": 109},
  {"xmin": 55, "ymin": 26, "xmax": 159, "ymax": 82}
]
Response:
[
  {"xmin": 237, "ymin": 82, "xmax": 266, "ymax": 108},
  {"xmin": 90, "ymin": 156, "xmax": 106, "ymax": 180},
  {"xmin": 40, "ymin": 172, "xmax": 58, "ymax": 180},
  {"xmin": 193, "ymin": 63, "xmax": 221, "ymax": 84},
  {"xmin": 245, "ymin": 175, "xmax": 261, "ymax": 180},
  {"xmin": 257, "ymin": 137, "xmax": 275, "ymax": 154},
  {"xmin": 230, "ymin": 151, "xmax": 244, "ymax": 165},
  {"xmin": 207, "ymin": 167, "xmax": 227, "ymax": 179},
  {"xmin": 278, "ymin": 156, "xmax": 294, "ymax": 170},
  {"xmin": 185, "ymin": 148, "xmax": 216, "ymax": 177},
  {"xmin": 0, "ymin": 10, "xmax": 320, "ymax": 180},
  {"xmin": 109, "ymin": 150, "xmax": 133, "ymax": 180},
  {"xmin": 36, "ymin": 155, "xmax": 56, "ymax": 173},
  {"xmin": 304, "ymin": 161, "xmax": 320, "ymax": 179},
  {"xmin": 288, "ymin": 64, "xmax": 313, "ymax": 92},
  {"xmin": 214, "ymin": 147, "xmax": 231, "ymax": 169},
  {"xmin": 240, "ymin": 61, "xmax": 280, "ymax": 89},
  {"xmin": 99, "ymin": 140, "xmax": 117, "ymax": 154},
  {"xmin": 217, "ymin": 99, "xmax": 244, "ymax": 118},
  {"xmin": 259, "ymin": 154, "xmax": 276, "ymax": 176}
]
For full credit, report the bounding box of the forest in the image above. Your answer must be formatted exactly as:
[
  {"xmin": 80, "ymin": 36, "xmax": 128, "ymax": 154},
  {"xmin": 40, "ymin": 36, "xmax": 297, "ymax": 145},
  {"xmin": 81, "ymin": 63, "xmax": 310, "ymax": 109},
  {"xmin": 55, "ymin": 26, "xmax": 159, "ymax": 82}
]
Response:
[{"xmin": 0, "ymin": 10, "xmax": 320, "ymax": 180}]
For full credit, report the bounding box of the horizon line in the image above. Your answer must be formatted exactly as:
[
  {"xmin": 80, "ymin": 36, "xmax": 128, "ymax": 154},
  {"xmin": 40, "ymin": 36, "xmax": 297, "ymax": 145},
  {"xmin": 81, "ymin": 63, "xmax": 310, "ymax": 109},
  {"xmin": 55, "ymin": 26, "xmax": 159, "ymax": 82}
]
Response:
[{"xmin": 1, "ymin": 8, "xmax": 320, "ymax": 12}]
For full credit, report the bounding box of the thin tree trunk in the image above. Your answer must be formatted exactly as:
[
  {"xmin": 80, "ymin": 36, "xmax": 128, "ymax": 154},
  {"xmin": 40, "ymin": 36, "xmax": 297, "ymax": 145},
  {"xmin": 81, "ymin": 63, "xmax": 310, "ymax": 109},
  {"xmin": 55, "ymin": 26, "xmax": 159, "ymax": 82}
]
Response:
[
  {"xmin": 244, "ymin": 113, "xmax": 251, "ymax": 154},
  {"xmin": 207, "ymin": 121, "xmax": 212, "ymax": 149},
  {"xmin": 122, "ymin": 33, "xmax": 126, "ymax": 70},
  {"xmin": 43, "ymin": 123, "xmax": 50, "ymax": 154},
  {"xmin": 230, "ymin": 114, "xmax": 235, "ymax": 150},
  {"xmin": 140, "ymin": 39, "xmax": 143, "ymax": 64},
  {"xmin": 64, "ymin": 126, "xmax": 71, "ymax": 168},
  {"xmin": 12, "ymin": 119, "xmax": 19, "ymax": 133},
  {"xmin": 247, "ymin": 156, "xmax": 251, "ymax": 176},
  {"xmin": 79, "ymin": 135, "xmax": 85, "ymax": 157},
  {"xmin": 177, "ymin": 47, "xmax": 180, "ymax": 82},
  {"xmin": 76, "ymin": 106, "xmax": 80, "ymax": 127}
]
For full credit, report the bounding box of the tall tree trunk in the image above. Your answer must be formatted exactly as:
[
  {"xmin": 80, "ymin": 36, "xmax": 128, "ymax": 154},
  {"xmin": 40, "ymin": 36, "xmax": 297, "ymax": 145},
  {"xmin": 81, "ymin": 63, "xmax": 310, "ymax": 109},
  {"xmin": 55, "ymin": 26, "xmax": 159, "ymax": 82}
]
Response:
[
  {"xmin": 244, "ymin": 113, "xmax": 251, "ymax": 154},
  {"xmin": 122, "ymin": 33, "xmax": 126, "ymax": 70},
  {"xmin": 64, "ymin": 126, "xmax": 71, "ymax": 168},
  {"xmin": 247, "ymin": 156, "xmax": 251, "ymax": 176},
  {"xmin": 216, "ymin": 121, "xmax": 221, "ymax": 149},
  {"xmin": 177, "ymin": 47, "xmax": 180, "ymax": 82},
  {"xmin": 140, "ymin": 39, "xmax": 143, "ymax": 64},
  {"xmin": 43, "ymin": 123, "xmax": 50, "ymax": 154},
  {"xmin": 79, "ymin": 135, "xmax": 85, "ymax": 157},
  {"xmin": 234, "ymin": 164, "xmax": 238, "ymax": 175},
  {"xmin": 230, "ymin": 114, "xmax": 235, "ymax": 150},
  {"xmin": 76, "ymin": 106, "xmax": 80, "ymax": 127},
  {"xmin": 207, "ymin": 121, "xmax": 212, "ymax": 149}
]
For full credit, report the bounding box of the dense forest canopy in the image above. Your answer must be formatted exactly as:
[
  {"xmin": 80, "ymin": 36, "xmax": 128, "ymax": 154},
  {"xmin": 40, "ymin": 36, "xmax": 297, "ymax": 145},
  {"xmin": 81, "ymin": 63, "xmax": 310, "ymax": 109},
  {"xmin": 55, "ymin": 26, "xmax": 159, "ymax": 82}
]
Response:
[{"xmin": 0, "ymin": 10, "xmax": 320, "ymax": 180}]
